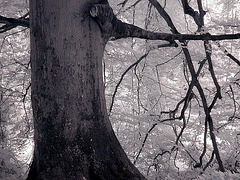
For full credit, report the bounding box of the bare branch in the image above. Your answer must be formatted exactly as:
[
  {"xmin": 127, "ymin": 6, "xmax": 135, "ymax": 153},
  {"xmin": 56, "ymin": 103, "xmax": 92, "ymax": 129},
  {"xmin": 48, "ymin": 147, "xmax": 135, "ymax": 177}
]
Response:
[
  {"xmin": 90, "ymin": 4, "xmax": 240, "ymax": 42},
  {"xmin": 181, "ymin": 0, "xmax": 225, "ymax": 171},
  {"xmin": 0, "ymin": 13, "xmax": 29, "ymax": 33},
  {"xmin": 117, "ymin": 0, "xmax": 128, "ymax": 7},
  {"xmin": 0, "ymin": 15, "xmax": 29, "ymax": 27},
  {"xmin": 214, "ymin": 41, "xmax": 240, "ymax": 66},
  {"xmin": 203, "ymin": 151, "xmax": 215, "ymax": 171},
  {"xmin": 197, "ymin": 118, "xmax": 207, "ymax": 168},
  {"xmin": 204, "ymin": 41, "xmax": 222, "ymax": 99},
  {"xmin": 181, "ymin": 0, "xmax": 202, "ymax": 27},
  {"xmin": 109, "ymin": 51, "xmax": 149, "ymax": 114},
  {"xmin": 148, "ymin": 0, "xmax": 178, "ymax": 34},
  {"xmin": 153, "ymin": 150, "xmax": 170, "ymax": 160},
  {"xmin": 134, "ymin": 122, "xmax": 157, "ymax": 165}
]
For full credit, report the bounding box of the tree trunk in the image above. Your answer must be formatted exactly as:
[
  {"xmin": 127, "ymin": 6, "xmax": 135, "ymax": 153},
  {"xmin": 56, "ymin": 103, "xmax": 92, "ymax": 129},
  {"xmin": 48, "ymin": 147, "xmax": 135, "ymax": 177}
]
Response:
[{"xmin": 27, "ymin": 0, "xmax": 145, "ymax": 179}]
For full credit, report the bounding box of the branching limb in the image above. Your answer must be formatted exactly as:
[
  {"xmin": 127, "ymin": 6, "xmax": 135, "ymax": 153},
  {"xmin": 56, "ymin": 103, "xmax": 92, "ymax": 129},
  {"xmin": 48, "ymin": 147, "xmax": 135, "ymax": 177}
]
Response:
[
  {"xmin": 171, "ymin": 120, "xmax": 198, "ymax": 163},
  {"xmin": 226, "ymin": 85, "xmax": 237, "ymax": 121},
  {"xmin": 214, "ymin": 41, "xmax": 240, "ymax": 66},
  {"xmin": 134, "ymin": 115, "xmax": 183, "ymax": 165},
  {"xmin": 118, "ymin": 0, "xmax": 129, "ymax": 7},
  {"xmin": 203, "ymin": 151, "xmax": 215, "ymax": 171},
  {"xmin": 196, "ymin": 0, "xmax": 205, "ymax": 27},
  {"xmin": 196, "ymin": 118, "xmax": 207, "ymax": 168},
  {"xmin": 181, "ymin": 0, "xmax": 195, "ymax": 17},
  {"xmin": 180, "ymin": 0, "xmax": 225, "ymax": 171},
  {"xmin": 196, "ymin": 0, "xmax": 222, "ymax": 100},
  {"xmin": 0, "ymin": 13, "xmax": 29, "ymax": 33},
  {"xmin": 22, "ymin": 83, "xmax": 31, "ymax": 134},
  {"xmin": 109, "ymin": 52, "xmax": 149, "ymax": 114},
  {"xmin": 90, "ymin": 4, "xmax": 240, "ymax": 42},
  {"xmin": 160, "ymin": 92, "xmax": 194, "ymax": 120},
  {"xmin": 116, "ymin": 0, "xmax": 142, "ymax": 15},
  {"xmin": 153, "ymin": 149, "xmax": 170, "ymax": 160},
  {"xmin": 173, "ymin": 148, "xmax": 180, "ymax": 173},
  {"xmin": 148, "ymin": 0, "xmax": 178, "ymax": 34},
  {"xmin": 204, "ymin": 41, "xmax": 222, "ymax": 99},
  {"xmin": 148, "ymin": 0, "xmax": 216, "ymax": 171},
  {"xmin": 195, "ymin": 80, "xmax": 225, "ymax": 171},
  {"xmin": 147, "ymin": 149, "xmax": 170, "ymax": 175},
  {"xmin": 198, "ymin": 0, "xmax": 225, "ymax": 171},
  {"xmin": 181, "ymin": 0, "xmax": 202, "ymax": 27},
  {"xmin": 134, "ymin": 122, "xmax": 157, "ymax": 165},
  {"xmin": 183, "ymin": 1, "xmax": 240, "ymax": 67},
  {"xmin": 193, "ymin": 72, "xmax": 225, "ymax": 171}
]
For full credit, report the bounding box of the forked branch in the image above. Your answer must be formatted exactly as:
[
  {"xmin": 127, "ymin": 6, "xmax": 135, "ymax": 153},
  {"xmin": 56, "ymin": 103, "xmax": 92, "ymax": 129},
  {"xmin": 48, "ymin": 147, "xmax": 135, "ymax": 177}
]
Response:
[{"xmin": 0, "ymin": 13, "xmax": 29, "ymax": 33}]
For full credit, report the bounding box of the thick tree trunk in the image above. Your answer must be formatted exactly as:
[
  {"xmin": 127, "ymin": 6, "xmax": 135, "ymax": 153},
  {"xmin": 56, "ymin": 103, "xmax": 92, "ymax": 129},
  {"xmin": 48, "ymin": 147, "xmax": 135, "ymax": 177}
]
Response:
[{"xmin": 27, "ymin": 0, "xmax": 145, "ymax": 179}]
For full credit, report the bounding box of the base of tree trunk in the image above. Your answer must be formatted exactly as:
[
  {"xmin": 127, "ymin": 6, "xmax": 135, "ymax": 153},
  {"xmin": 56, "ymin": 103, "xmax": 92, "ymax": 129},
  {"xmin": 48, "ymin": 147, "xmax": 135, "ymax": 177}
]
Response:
[{"xmin": 26, "ymin": 133, "xmax": 145, "ymax": 180}]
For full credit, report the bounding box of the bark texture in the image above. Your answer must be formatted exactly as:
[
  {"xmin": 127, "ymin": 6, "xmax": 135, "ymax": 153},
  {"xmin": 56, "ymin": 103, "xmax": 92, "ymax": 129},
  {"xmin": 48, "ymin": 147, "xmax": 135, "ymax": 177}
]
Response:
[{"xmin": 27, "ymin": 0, "xmax": 145, "ymax": 179}]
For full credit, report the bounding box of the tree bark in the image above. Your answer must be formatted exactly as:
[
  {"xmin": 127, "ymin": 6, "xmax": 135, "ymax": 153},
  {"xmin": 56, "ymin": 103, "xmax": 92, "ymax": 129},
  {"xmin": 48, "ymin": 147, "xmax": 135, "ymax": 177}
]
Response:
[{"xmin": 27, "ymin": 0, "xmax": 145, "ymax": 179}]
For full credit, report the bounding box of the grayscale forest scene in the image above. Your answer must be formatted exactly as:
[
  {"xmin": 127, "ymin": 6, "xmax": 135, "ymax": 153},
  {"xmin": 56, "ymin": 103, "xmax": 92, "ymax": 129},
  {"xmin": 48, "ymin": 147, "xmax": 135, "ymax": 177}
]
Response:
[{"xmin": 0, "ymin": 0, "xmax": 240, "ymax": 179}]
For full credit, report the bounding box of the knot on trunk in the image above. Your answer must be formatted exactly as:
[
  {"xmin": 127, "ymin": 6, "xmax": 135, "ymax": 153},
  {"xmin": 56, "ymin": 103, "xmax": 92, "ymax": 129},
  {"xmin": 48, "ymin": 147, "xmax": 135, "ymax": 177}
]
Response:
[{"xmin": 90, "ymin": 4, "xmax": 115, "ymax": 39}]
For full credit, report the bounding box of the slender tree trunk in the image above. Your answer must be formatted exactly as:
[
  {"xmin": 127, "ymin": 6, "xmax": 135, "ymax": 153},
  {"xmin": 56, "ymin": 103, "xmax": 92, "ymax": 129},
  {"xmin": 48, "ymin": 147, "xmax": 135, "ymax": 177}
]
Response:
[
  {"xmin": 0, "ymin": 66, "xmax": 3, "ymax": 141},
  {"xmin": 27, "ymin": 0, "xmax": 145, "ymax": 179}
]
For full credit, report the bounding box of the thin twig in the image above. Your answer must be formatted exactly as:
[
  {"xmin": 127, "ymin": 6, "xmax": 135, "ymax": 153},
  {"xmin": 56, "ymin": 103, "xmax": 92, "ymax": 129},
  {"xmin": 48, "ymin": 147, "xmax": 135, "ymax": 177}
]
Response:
[
  {"xmin": 203, "ymin": 151, "xmax": 215, "ymax": 171},
  {"xmin": 134, "ymin": 122, "xmax": 157, "ymax": 164},
  {"xmin": 109, "ymin": 51, "xmax": 149, "ymax": 114},
  {"xmin": 214, "ymin": 41, "xmax": 240, "ymax": 66}
]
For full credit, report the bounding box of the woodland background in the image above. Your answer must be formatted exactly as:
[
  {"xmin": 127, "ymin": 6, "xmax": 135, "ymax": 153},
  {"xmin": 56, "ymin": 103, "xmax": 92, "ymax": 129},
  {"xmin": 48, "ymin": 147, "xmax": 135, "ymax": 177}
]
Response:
[{"xmin": 0, "ymin": 0, "xmax": 240, "ymax": 179}]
